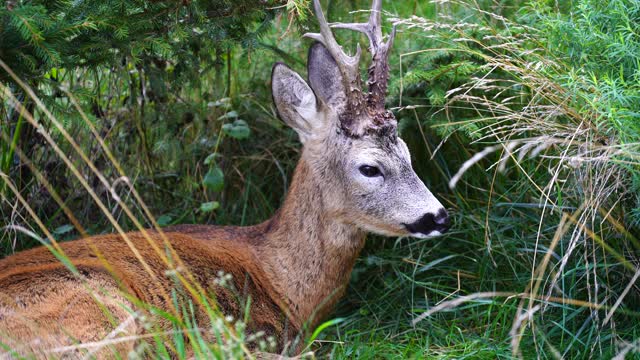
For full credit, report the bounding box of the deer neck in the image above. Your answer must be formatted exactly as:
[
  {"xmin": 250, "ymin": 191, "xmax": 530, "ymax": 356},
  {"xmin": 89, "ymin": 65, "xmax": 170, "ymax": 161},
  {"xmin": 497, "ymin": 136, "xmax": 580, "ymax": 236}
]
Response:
[{"xmin": 257, "ymin": 157, "xmax": 366, "ymax": 328}]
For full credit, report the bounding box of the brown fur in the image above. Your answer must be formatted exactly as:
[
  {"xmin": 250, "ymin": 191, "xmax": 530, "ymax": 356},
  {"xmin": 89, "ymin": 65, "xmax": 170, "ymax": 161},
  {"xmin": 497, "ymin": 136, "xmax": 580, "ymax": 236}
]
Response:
[{"xmin": 0, "ymin": 159, "xmax": 366, "ymax": 358}]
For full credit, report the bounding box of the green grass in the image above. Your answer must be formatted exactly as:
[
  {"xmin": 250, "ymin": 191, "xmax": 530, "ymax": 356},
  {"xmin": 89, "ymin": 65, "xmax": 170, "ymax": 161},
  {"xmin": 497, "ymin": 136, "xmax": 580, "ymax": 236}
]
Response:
[{"xmin": 1, "ymin": 0, "xmax": 640, "ymax": 358}]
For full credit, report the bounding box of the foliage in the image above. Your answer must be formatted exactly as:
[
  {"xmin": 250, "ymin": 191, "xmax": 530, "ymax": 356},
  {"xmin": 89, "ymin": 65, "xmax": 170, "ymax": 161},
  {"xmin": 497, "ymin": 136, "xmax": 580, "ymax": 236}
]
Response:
[
  {"xmin": 0, "ymin": 0, "xmax": 286, "ymax": 83},
  {"xmin": 323, "ymin": 0, "xmax": 640, "ymax": 358},
  {"xmin": 533, "ymin": 0, "xmax": 640, "ymax": 225}
]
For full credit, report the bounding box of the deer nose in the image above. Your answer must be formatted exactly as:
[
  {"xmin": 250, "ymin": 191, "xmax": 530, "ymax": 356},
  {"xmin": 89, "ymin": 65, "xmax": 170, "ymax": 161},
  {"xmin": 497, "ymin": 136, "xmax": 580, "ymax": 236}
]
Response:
[{"xmin": 404, "ymin": 208, "xmax": 450, "ymax": 236}]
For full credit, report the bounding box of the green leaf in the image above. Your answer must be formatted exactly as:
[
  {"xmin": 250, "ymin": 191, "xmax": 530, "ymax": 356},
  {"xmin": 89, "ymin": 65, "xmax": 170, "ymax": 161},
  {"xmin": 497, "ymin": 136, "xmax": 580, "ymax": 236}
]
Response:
[
  {"xmin": 207, "ymin": 98, "xmax": 230, "ymax": 108},
  {"xmin": 217, "ymin": 111, "xmax": 238, "ymax": 120},
  {"xmin": 203, "ymin": 166, "xmax": 224, "ymax": 192},
  {"xmin": 427, "ymin": 87, "xmax": 446, "ymax": 106},
  {"xmin": 53, "ymin": 224, "xmax": 74, "ymax": 235},
  {"xmin": 157, "ymin": 214, "xmax": 173, "ymax": 226},
  {"xmin": 114, "ymin": 26, "xmax": 129, "ymax": 40},
  {"xmin": 222, "ymin": 119, "xmax": 250, "ymax": 140},
  {"xmin": 199, "ymin": 201, "xmax": 220, "ymax": 213},
  {"xmin": 204, "ymin": 153, "xmax": 219, "ymax": 165},
  {"xmin": 309, "ymin": 318, "xmax": 345, "ymax": 343}
]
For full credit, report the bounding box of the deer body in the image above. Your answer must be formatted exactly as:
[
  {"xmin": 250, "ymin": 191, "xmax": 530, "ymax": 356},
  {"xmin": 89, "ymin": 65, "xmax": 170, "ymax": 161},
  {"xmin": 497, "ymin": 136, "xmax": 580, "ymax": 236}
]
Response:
[
  {"xmin": 0, "ymin": 227, "xmax": 301, "ymax": 356},
  {"xmin": 0, "ymin": 1, "xmax": 450, "ymax": 357},
  {"xmin": 0, "ymin": 159, "xmax": 365, "ymax": 356}
]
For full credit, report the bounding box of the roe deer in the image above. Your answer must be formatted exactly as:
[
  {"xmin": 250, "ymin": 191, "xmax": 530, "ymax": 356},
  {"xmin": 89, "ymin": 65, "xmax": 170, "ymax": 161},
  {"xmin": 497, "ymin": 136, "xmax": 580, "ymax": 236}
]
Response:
[{"xmin": 0, "ymin": 0, "xmax": 450, "ymax": 357}]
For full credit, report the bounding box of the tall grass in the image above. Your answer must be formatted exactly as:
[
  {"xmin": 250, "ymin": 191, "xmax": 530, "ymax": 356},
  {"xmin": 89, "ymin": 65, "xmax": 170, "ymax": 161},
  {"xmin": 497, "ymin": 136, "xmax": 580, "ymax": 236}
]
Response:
[
  {"xmin": 318, "ymin": 0, "xmax": 640, "ymax": 358},
  {"xmin": 1, "ymin": 0, "xmax": 639, "ymax": 358}
]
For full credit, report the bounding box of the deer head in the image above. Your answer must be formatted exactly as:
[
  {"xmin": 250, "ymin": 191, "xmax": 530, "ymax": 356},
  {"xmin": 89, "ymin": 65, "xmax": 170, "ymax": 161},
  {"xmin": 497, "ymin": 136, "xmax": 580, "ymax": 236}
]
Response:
[{"xmin": 271, "ymin": 0, "xmax": 449, "ymax": 238}]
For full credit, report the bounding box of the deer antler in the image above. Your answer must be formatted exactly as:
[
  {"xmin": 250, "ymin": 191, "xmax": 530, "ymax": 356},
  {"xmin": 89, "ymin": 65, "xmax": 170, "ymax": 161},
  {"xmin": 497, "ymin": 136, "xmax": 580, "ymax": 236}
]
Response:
[
  {"xmin": 304, "ymin": 0, "xmax": 364, "ymax": 108},
  {"xmin": 304, "ymin": 0, "xmax": 397, "ymax": 127},
  {"xmin": 329, "ymin": 0, "xmax": 396, "ymax": 111}
]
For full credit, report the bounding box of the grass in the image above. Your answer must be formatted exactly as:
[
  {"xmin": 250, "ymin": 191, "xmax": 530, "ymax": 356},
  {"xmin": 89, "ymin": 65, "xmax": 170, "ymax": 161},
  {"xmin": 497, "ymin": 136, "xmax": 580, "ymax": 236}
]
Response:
[
  {"xmin": 317, "ymin": 0, "xmax": 640, "ymax": 357},
  {"xmin": 1, "ymin": 0, "xmax": 640, "ymax": 358}
]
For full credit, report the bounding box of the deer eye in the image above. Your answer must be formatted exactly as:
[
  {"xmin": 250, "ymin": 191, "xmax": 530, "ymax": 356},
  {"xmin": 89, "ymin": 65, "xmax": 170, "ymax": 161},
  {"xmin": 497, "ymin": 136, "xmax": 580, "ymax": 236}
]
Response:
[{"xmin": 359, "ymin": 165, "xmax": 382, "ymax": 177}]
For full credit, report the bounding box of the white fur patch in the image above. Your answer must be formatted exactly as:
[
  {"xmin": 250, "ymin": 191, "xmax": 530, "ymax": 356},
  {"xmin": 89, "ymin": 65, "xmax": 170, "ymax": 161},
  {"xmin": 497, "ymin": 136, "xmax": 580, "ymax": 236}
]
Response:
[
  {"xmin": 295, "ymin": 91, "xmax": 317, "ymax": 122},
  {"xmin": 409, "ymin": 230, "xmax": 443, "ymax": 239}
]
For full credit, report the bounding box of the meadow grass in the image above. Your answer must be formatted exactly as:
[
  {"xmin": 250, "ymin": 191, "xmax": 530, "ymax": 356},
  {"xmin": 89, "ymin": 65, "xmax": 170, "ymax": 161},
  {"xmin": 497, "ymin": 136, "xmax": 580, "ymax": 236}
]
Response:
[{"xmin": 1, "ymin": 0, "xmax": 639, "ymax": 358}]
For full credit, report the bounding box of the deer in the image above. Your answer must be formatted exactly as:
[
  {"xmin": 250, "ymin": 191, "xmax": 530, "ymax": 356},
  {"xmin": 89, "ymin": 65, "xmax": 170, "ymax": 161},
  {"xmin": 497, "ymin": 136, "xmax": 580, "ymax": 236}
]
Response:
[{"xmin": 0, "ymin": 0, "xmax": 450, "ymax": 358}]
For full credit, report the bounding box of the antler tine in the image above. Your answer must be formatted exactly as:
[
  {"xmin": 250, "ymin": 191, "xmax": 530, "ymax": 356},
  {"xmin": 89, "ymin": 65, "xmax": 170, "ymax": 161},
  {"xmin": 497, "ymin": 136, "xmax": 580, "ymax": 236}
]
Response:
[
  {"xmin": 303, "ymin": 0, "xmax": 363, "ymax": 98},
  {"xmin": 328, "ymin": 0, "xmax": 396, "ymax": 111},
  {"xmin": 303, "ymin": 0, "xmax": 397, "ymax": 132},
  {"xmin": 330, "ymin": 0, "xmax": 382, "ymax": 53}
]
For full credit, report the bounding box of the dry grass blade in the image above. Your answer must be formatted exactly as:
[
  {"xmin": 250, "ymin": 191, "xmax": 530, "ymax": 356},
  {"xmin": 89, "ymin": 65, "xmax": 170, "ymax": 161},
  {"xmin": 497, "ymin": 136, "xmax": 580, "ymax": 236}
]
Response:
[
  {"xmin": 399, "ymin": 1, "xmax": 640, "ymax": 356},
  {"xmin": 0, "ymin": 60, "xmax": 249, "ymax": 355}
]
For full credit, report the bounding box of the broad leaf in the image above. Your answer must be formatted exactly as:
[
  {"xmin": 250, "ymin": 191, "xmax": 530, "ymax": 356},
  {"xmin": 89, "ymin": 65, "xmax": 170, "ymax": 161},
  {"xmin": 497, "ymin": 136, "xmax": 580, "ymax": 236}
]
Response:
[
  {"xmin": 222, "ymin": 119, "xmax": 250, "ymax": 140},
  {"xmin": 199, "ymin": 201, "xmax": 220, "ymax": 213},
  {"xmin": 203, "ymin": 166, "xmax": 224, "ymax": 192}
]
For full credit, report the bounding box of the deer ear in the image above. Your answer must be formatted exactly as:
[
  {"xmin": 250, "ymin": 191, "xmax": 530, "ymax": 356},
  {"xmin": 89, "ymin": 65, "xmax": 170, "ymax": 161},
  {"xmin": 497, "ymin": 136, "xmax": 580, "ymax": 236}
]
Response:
[
  {"xmin": 307, "ymin": 42, "xmax": 347, "ymax": 113},
  {"xmin": 271, "ymin": 63, "xmax": 320, "ymax": 144}
]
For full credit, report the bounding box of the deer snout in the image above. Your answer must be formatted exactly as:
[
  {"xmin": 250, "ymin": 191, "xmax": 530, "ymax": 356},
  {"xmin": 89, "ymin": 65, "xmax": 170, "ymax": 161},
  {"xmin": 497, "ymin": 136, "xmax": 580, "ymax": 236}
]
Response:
[{"xmin": 403, "ymin": 208, "xmax": 450, "ymax": 237}]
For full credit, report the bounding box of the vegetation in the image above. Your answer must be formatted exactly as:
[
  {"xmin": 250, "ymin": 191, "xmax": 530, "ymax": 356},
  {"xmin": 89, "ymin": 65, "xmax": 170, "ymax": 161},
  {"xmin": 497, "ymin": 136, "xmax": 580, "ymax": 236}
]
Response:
[{"xmin": 1, "ymin": 0, "xmax": 639, "ymax": 358}]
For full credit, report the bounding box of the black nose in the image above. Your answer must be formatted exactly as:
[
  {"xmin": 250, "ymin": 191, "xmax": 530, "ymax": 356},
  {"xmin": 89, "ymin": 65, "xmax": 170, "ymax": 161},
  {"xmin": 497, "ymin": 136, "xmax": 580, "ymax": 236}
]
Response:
[{"xmin": 404, "ymin": 209, "xmax": 450, "ymax": 235}]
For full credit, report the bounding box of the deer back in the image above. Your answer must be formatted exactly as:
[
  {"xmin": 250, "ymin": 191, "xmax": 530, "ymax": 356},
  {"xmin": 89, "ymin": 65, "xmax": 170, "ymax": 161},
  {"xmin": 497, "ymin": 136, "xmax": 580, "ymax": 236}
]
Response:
[{"xmin": 0, "ymin": 227, "xmax": 303, "ymax": 356}]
